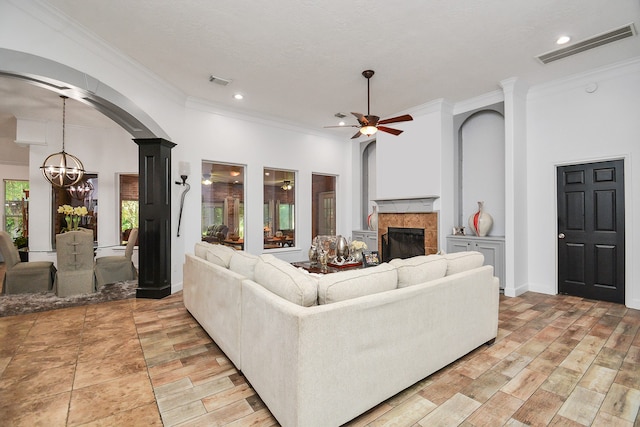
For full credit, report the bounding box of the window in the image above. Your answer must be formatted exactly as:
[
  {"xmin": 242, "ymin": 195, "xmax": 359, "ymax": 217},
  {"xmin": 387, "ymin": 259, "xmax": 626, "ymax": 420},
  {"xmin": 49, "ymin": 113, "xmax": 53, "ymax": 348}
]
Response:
[
  {"xmin": 201, "ymin": 162, "xmax": 245, "ymax": 244},
  {"xmin": 4, "ymin": 180, "xmax": 29, "ymax": 241},
  {"xmin": 119, "ymin": 174, "xmax": 139, "ymax": 244},
  {"xmin": 264, "ymin": 168, "xmax": 295, "ymax": 249},
  {"xmin": 312, "ymin": 174, "xmax": 336, "ymax": 237},
  {"xmin": 51, "ymin": 174, "xmax": 98, "ymax": 245}
]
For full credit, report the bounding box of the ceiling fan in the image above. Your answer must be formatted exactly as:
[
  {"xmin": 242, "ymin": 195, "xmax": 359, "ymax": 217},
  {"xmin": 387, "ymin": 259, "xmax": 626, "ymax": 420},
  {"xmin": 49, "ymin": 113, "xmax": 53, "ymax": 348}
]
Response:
[{"xmin": 326, "ymin": 70, "xmax": 413, "ymax": 139}]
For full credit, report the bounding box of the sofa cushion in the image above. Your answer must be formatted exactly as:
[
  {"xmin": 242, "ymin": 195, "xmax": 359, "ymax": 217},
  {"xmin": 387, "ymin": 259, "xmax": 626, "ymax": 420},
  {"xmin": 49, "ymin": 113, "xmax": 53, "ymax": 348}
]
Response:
[
  {"xmin": 317, "ymin": 263, "xmax": 398, "ymax": 305},
  {"xmin": 194, "ymin": 241, "xmax": 212, "ymax": 259},
  {"xmin": 205, "ymin": 244, "xmax": 235, "ymax": 268},
  {"xmin": 229, "ymin": 251, "xmax": 260, "ymax": 280},
  {"xmin": 444, "ymin": 251, "xmax": 484, "ymax": 276},
  {"xmin": 389, "ymin": 255, "xmax": 447, "ymax": 287},
  {"xmin": 254, "ymin": 255, "xmax": 318, "ymax": 306}
]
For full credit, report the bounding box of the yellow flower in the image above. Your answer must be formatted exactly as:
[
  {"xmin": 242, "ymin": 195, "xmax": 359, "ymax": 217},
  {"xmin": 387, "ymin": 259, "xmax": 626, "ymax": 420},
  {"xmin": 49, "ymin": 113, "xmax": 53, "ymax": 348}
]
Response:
[
  {"xmin": 58, "ymin": 204, "xmax": 74, "ymax": 215},
  {"xmin": 74, "ymin": 206, "xmax": 89, "ymax": 216}
]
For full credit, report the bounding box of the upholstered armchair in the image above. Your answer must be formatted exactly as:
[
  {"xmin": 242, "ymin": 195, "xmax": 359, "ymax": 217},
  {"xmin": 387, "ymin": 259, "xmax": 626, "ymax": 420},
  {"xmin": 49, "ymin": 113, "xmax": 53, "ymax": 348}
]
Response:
[
  {"xmin": 0, "ymin": 231, "xmax": 56, "ymax": 294},
  {"xmin": 94, "ymin": 228, "xmax": 138, "ymax": 287},
  {"xmin": 55, "ymin": 230, "xmax": 96, "ymax": 297}
]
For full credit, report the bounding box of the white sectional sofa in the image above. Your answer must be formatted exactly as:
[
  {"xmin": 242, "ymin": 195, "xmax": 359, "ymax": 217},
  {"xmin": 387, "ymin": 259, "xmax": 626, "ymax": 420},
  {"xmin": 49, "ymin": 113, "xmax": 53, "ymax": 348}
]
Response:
[{"xmin": 183, "ymin": 242, "xmax": 499, "ymax": 427}]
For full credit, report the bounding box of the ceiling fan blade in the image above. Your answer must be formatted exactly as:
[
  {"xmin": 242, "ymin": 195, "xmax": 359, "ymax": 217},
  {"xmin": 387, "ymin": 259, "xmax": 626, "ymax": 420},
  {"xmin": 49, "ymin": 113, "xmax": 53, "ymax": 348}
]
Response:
[
  {"xmin": 378, "ymin": 126, "xmax": 404, "ymax": 136},
  {"xmin": 351, "ymin": 112, "xmax": 368, "ymax": 125},
  {"xmin": 323, "ymin": 125, "xmax": 359, "ymax": 129},
  {"xmin": 378, "ymin": 114, "xmax": 413, "ymax": 125},
  {"xmin": 350, "ymin": 130, "xmax": 363, "ymax": 139}
]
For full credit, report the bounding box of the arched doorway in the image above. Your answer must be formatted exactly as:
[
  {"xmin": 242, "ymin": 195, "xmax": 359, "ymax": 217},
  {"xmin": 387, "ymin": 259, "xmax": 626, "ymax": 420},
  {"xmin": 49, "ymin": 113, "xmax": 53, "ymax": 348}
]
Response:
[{"xmin": 0, "ymin": 48, "xmax": 174, "ymax": 298}]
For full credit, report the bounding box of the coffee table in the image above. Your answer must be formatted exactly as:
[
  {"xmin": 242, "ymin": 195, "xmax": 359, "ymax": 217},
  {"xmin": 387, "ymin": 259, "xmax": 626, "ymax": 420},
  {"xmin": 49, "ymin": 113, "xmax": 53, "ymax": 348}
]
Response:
[{"xmin": 291, "ymin": 261, "xmax": 364, "ymax": 274}]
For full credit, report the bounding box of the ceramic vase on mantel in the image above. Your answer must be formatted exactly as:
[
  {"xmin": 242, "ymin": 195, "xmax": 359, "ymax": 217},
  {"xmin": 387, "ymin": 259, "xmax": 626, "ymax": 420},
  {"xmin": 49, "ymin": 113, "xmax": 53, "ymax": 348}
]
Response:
[
  {"xmin": 367, "ymin": 205, "xmax": 378, "ymax": 231},
  {"xmin": 468, "ymin": 201, "xmax": 493, "ymax": 237}
]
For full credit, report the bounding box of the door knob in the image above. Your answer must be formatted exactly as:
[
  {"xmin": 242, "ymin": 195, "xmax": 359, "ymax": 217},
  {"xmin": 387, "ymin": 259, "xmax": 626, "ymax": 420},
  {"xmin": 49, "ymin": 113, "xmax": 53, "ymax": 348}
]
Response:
[{"xmin": 558, "ymin": 233, "xmax": 565, "ymax": 239}]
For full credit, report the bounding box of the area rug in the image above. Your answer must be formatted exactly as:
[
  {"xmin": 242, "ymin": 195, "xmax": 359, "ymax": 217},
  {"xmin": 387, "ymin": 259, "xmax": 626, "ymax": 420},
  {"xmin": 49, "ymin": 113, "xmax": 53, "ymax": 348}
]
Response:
[{"xmin": 0, "ymin": 281, "xmax": 137, "ymax": 317}]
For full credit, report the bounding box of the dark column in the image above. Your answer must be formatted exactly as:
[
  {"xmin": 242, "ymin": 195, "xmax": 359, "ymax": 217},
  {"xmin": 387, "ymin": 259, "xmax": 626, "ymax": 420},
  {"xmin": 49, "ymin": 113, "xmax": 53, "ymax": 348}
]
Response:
[{"xmin": 135, "ymin": 138, "xmax": 176, "ymax": 299}]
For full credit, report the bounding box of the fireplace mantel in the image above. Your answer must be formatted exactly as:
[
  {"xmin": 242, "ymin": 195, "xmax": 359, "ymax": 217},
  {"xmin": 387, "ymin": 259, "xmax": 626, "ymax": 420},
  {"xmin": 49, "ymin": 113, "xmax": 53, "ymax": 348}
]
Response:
[{"xmin": 373, "ymin": 196, "xmax": 439, "ymax": 213}]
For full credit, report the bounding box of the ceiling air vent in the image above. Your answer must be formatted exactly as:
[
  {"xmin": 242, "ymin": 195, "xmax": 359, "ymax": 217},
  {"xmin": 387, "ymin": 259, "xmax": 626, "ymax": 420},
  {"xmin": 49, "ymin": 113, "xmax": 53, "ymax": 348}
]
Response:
[
  {"xmin": 209, "ymin": 75, "xmax": 232, "ymax": 86},
  {"xmin": 536, "ymin": 23, "xmax": 636, "ymax": 64}
]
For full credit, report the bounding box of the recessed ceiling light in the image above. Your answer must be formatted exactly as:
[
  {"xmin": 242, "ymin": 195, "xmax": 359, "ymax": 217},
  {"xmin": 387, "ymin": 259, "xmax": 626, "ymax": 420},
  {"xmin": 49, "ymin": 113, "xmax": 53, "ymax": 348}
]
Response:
[
  {"xmin": 339, "ymin": 121, "xmax": 345, "ymax": 126},
  {"xmin": 556, "ymin": 35, "xmax": 571, "ymax": 45},
  {"xmin": 233, "ymin": 93, "xmax": 244, "ymax": 100}
]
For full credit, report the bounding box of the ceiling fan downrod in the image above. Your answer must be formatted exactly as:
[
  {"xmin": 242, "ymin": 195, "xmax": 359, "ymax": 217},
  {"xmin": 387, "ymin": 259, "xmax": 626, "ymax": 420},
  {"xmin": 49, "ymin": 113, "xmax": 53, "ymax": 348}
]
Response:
[{"xmin": 362, "ymin": 70, "xmax": 374, "ymax": 115}]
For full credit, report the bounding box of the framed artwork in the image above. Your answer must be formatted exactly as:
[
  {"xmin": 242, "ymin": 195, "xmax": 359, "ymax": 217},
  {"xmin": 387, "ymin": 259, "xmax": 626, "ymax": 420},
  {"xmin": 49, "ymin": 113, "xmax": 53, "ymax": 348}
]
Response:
[{"xmin": 363, "ymin": 250, "xmax": 380, "ymax": 267}]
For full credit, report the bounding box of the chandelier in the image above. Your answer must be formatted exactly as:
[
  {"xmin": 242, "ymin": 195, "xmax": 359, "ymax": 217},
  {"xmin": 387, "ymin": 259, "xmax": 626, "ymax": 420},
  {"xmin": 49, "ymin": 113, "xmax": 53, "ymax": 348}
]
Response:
[
  {"xmin": 40, "ymin": 96, "xmax": 85, "ymax": 187},
  {"xmin": 68, "ymin": 180, "xmax": 94, "ymax": 200}
]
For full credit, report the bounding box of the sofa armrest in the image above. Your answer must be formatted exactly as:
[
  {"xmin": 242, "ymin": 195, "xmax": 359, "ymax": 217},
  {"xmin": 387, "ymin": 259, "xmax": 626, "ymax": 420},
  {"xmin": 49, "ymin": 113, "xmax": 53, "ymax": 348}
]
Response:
[{"xmin": 183, "ymin": 253, "xmax": 244, "ymax": 369}]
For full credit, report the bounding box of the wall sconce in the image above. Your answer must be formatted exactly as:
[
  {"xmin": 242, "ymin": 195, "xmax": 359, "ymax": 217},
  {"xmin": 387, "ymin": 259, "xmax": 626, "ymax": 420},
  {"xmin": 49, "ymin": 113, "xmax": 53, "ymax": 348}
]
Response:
[{"xmin": 176, "ymin": 161, "xmax": 191, "ymax": 237}]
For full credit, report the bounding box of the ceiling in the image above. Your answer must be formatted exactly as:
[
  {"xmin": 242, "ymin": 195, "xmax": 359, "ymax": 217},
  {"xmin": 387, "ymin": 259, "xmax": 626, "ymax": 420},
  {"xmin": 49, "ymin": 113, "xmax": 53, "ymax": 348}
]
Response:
[{"xmin": 1, "ymin": 0, "xmax": 639, "ymax": 135}]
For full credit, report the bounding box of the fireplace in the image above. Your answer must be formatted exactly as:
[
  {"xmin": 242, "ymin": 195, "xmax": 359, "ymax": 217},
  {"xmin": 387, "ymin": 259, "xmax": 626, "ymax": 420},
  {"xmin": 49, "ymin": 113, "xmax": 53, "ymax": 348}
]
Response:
[
  {"xmin": 382, "ymin": 227, "xmax": 425, "ymax": 262},
  {"xmin": 373, "ymin": 196, "xmax": 439, "ymax": 258}
]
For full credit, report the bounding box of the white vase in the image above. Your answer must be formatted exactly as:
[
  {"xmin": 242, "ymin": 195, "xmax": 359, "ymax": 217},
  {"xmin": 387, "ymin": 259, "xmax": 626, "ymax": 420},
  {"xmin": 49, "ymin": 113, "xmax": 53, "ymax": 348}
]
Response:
[
  {"xmin": 367, "ymin": 205, "xmax": 378, "ymax": 231},
  {"xmin": 468, "ymin": 201, "xmax": 493, "ymax": 237}
]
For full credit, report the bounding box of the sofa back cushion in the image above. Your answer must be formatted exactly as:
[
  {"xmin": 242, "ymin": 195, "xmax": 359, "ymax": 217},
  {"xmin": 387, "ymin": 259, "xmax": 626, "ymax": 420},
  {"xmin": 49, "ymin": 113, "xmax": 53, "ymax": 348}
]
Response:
[
  {"xmin": 205, "ymin": 244, "xmax": 236, "ymax": 268},
  {"xmin": 229, "ymin": 251, "xmax": 260, "ymax": 280},
  {"xmin": 254, "ymin": 254, "xmax": 318, "ymax": 306},
  {"xmin": 317, "ymin": 263, "xmax": 398, "ymax": 305},
  {"xmin": 389, "ymin": 255, "xmax": 447, "ymax": 287},
  {"xmin": 444, "ymin": 251, "xmax": 484, "ymax": 276},
  {"xmin": 194, "ymin": 241, "xmax": 212, "ymax": 259}
]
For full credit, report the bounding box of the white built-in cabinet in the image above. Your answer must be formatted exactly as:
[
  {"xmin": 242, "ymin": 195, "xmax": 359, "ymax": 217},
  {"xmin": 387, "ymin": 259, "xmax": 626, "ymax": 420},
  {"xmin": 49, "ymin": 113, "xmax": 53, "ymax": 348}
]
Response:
[
  {"xmin": 446, "ymin": 235, "xmax": 505, "ymax": 290},
  {"xmin": 352, "ymin": 230, "xmax": 377, "ymax": 252}
]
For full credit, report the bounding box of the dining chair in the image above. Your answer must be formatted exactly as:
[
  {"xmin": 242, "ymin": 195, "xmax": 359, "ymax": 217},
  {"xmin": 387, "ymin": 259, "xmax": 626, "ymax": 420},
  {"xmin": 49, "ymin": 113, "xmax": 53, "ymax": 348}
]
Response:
[
  {"xmin": 55, "ymin": 230, "xmax": 96, "ymax": 297},
  {"xmin": 0, "ymin": 230, "xmax": 56, "ymax": 294},
  {"xmin": 94, "ymin": 228, "xmax": 138, "ymax": 287}
]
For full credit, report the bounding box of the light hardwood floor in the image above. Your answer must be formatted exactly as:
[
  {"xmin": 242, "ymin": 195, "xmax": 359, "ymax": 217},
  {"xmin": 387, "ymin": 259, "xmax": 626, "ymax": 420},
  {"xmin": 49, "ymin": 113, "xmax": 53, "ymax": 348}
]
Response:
[{"xmin": 0, "ymin": 275, "xmax": 639, "ymax": 426}]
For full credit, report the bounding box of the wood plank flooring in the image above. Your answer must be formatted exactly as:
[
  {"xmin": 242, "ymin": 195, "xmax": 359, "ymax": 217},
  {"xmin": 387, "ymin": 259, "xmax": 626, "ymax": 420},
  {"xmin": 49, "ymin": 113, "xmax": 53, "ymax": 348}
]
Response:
[{"xmin": 0, "ymin": 282, "xmax": 639, "ymax": 426}]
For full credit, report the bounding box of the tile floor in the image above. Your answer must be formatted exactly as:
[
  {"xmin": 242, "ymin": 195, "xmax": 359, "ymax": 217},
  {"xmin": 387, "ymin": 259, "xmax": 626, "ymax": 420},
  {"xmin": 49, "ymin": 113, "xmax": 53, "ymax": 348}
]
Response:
[{"xmin": 0, "ymin": 287, "xmax": 639, "ymax": 426}]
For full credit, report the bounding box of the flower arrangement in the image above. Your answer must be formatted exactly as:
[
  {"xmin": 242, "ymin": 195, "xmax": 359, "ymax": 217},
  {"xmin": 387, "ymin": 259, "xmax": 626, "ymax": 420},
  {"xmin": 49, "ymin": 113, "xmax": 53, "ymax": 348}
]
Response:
[
  {"xmin": 58, "ymin": 204, "xmax": 89, "ymax": 232},
  {"xmin": 350, "ymin": 240, "xmax": 368, "ymax": 251},
  {"xmin": 349, "ymin": 240, "xmax": 368, "ymax": 263}
]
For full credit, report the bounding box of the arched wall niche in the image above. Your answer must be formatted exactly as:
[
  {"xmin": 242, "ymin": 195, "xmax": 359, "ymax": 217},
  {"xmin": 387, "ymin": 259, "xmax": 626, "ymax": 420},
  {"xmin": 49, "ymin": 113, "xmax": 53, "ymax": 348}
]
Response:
[
  {"xmin": 453, "ymin": 103, "xmax": 505, "ymax": 235},
  {"xmin": 359, "ymin": 138, "xmax": 376, "ymax": 229},
  {"xmin": 0, "ymin": 48, "xmax": 169, "ymax": 140}
]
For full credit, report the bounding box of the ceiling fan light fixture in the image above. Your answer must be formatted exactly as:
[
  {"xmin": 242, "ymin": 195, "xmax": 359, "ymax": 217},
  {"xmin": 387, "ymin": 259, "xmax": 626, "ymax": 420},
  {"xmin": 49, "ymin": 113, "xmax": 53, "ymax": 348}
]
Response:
[{"xmin": 360, "ymin": 125, "xmax": 378, "ymax": 136}]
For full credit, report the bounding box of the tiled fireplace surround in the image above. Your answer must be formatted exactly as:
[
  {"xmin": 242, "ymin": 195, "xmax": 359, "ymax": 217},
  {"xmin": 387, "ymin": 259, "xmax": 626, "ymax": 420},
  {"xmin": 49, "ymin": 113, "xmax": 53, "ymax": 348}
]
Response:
[{"xmin": 374, "ymin": 196, "xmax": 439, "ymax": 256}]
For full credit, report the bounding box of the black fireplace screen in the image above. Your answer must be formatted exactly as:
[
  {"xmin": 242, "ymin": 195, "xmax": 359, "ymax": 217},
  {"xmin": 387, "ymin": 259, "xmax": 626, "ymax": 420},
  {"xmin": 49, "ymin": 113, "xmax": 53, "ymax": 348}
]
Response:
[{"xmin": 382, "ymin": 227, "xmax": 425, "ymax": 262}]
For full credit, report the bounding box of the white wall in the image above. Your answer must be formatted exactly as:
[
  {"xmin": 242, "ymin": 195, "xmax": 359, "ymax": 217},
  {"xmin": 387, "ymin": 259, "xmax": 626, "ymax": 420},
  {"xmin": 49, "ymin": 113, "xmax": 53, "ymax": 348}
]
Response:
[
  {"xmin": 376, "ymin": 103, "xmax": 443, "ymax": 201},
  {"xmin": 0, "ymin": 164, "xmax": 29, "ymax": 183},
  {"xmin": 179, "ymin": 100, "xmax": 350, "ymax": 266},
  {"xmin": 526, "ymin": 58, "xmax": 640, "ymax": 309}
]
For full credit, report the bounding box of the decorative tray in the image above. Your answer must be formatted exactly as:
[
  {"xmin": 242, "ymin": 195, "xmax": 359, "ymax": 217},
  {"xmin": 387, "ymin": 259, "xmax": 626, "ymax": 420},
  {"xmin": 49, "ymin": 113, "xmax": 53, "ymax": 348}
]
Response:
[{"xmin": 327, "ymin": 261, "xmax": 362, "ymax": 268}]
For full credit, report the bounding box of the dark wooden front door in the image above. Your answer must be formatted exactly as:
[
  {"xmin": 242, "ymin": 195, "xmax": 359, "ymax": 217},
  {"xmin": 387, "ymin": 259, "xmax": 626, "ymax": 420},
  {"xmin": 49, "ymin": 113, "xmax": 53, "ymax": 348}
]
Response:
[{"xmin": 557, "ymin": 160, "xmax": 625, "ymax": 303}]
